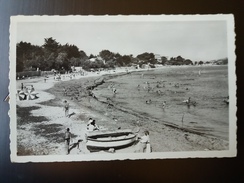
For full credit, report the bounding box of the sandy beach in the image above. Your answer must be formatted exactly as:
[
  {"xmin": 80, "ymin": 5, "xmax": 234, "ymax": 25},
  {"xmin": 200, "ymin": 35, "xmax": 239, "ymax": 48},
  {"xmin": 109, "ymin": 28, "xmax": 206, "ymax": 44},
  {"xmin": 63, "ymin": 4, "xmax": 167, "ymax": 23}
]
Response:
[{"xmin": 16, "ymin": 66, "xmax": 228, "ymax": 156}]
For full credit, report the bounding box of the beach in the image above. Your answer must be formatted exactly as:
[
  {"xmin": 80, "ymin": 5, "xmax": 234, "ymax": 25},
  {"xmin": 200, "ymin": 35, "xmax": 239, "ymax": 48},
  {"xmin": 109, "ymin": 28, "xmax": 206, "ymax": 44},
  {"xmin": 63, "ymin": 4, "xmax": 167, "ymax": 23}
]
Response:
[{"xmin": 16, "ymin": 65, "xmax": 229, "ymax": 156}]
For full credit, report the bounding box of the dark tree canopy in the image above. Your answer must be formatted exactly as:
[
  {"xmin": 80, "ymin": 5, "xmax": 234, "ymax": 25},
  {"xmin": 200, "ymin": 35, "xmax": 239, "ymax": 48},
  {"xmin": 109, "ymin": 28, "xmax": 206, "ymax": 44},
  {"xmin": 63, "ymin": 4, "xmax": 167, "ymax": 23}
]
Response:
[
  {"xmin": 137, "ymin": 52, "xmax": 155, "ymax": 61},
  {"xmin": 16, "ymin": 37, "xmax": 216, "ymax": 72},
  {"xmin": 99, "ymin": 50, "xmax": 114, "ymax": 62},
  {"xmin": 43, "ymin": 37, "xmax": 60, "ymax": 53},
  {"xmin": 62, "ymin": 44, "xmax": 80, "ymax": 59},
  {"xmin": 16, "ymin": 37, "xmax": 90, "ymax": 72}
]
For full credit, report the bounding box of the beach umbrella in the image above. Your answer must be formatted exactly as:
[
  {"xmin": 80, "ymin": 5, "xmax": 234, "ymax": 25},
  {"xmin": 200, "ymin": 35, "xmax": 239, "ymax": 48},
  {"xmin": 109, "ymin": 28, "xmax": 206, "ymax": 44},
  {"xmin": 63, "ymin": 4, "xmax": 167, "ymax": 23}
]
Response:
[
  {"xmin": 17, "ymin": 90, "xmax": 26, "ymax": 100},
  {"xmin": 25, "ymin": 90, "xmax": 37, "ymax": 100}
]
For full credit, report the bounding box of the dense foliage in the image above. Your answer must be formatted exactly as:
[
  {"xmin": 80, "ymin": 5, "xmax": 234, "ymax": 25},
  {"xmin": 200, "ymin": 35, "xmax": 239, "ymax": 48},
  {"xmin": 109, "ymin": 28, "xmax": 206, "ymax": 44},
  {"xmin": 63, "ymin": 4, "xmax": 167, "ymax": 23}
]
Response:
[
  {"xmin": 17, "ymin": 38, "xmax": 86, "ymax": 72},
  {"xmin": 17, "ymin": 37, "xmax": 226, "ymax": 72}
]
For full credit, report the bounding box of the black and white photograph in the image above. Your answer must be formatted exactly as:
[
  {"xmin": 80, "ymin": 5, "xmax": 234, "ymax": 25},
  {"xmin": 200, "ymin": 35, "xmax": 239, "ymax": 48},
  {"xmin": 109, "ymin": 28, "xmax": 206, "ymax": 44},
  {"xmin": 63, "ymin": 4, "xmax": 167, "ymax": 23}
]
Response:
[{"xmin": 9, "ymin": 15, "xmax": 236, "ymax": 162}]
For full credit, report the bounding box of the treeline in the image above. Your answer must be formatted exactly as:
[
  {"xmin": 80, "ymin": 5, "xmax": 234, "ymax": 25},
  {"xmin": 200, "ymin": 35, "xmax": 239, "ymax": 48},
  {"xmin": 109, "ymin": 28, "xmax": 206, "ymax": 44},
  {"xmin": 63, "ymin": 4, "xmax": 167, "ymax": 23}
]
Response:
[
  {"xmin": 17, "ymin": 37, "xmax": 198, "ymax": 72},
  {"xmin": 17, "ymin": 37, "xmax": 87, "ymax": 72}
]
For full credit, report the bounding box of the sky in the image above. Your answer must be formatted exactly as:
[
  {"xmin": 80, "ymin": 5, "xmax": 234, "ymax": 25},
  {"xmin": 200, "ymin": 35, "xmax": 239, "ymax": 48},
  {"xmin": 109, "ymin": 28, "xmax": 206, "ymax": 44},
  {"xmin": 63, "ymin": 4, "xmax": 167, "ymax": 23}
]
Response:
[{"xmin": 16, "ymin": 18, "xmax": 228, "ymax": 61}]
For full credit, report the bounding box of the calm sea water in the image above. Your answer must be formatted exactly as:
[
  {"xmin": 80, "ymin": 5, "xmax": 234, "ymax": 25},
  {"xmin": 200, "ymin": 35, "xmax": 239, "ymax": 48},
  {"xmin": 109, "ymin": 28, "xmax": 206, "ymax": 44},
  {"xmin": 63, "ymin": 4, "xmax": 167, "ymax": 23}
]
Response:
[{"xmin": 102, "ymin": 65, "xmax": 229, "ymax": 141}]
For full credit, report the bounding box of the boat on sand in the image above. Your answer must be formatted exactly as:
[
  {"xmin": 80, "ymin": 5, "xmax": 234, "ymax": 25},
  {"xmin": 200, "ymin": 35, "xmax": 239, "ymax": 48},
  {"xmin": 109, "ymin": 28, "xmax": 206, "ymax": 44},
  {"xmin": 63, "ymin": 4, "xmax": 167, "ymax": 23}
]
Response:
[{"xmin": 85, "ymin": 129, "xmax": 138, "ymax": 152}]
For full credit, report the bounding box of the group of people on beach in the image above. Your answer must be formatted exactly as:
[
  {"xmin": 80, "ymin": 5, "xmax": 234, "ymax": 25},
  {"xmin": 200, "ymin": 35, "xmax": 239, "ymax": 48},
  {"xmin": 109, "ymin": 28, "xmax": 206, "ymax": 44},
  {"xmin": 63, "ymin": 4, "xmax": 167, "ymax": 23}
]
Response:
[
  {"xmin": 61, "ymin": 69, "xmax": 154, "ymax": 155},
  {"xmin": 60, "ymin": 69, "xmax": 203, "ymax": 155},
  {"xmin": 63, "ymin": 115, "xmax": 151, "ymax": 154},
  {"xmin": 63, "ymin": 117, "xmax": 100, "ymax": 155}
]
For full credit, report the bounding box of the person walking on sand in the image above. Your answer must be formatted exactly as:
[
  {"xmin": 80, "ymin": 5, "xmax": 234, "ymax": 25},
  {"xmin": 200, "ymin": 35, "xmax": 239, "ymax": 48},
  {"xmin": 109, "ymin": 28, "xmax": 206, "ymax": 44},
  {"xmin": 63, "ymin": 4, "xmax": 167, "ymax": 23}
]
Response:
[
  {"xmin": 135, "ymin": 130, "xmax": 151, "ymax": 153},
  {"xmin": 64, "ymin": 128, "xmax": 71, "ymax": 154},
  {"xmin": 63, "ymin": 100, "xmax": 70, "ymax": 117}
]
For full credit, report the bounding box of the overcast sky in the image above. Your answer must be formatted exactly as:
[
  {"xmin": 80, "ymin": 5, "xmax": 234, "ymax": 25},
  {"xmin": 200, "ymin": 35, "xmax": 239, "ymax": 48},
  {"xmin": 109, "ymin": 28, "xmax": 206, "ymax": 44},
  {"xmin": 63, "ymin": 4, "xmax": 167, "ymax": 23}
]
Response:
[{"xmin": 16, "ymin": 19, "xmax": 228, "ymax": 61}]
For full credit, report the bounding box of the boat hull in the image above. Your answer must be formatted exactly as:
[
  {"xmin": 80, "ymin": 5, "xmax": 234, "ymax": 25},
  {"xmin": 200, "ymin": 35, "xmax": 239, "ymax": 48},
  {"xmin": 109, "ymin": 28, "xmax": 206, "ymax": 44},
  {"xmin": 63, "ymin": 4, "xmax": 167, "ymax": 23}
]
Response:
[{"xmin": 86, "ymin": 129, "xmax": 137, "ymax": 152}]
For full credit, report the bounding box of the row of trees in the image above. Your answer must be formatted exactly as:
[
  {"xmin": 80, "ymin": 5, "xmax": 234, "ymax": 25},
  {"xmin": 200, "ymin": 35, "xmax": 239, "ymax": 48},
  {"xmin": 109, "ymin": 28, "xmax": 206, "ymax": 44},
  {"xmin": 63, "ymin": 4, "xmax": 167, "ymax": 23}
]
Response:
[
  {"xmin": 17, "ymin": 38, "xmax": 88, "ymax": 72},
  {"xmin": 17, "ymin": 37, "xmax": 199, "ymax": 72}
]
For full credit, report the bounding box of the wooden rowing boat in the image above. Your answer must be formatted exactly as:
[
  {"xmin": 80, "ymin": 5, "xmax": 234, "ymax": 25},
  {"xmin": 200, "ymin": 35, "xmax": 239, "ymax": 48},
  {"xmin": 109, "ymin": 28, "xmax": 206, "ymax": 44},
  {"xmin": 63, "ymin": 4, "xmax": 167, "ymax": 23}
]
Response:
[{"xmin": 85, "ymin": 129, "xmax": 138, "ymax": 152}]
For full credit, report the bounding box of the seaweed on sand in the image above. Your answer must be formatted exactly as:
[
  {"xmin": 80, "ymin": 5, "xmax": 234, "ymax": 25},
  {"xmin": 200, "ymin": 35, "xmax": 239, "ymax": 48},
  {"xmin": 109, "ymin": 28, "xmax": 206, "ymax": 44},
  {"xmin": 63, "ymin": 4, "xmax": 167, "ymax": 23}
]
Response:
[
  {"xmin": 38, "ymin": 98, "xmax": 63, "ymax": 107},
  {"xmin": 33, "ymin": 123, "xmax": 77, "ymax": 144},
  {"xmin": 17, "ymin": 105, "xmax": 48, "ymax": 125}
]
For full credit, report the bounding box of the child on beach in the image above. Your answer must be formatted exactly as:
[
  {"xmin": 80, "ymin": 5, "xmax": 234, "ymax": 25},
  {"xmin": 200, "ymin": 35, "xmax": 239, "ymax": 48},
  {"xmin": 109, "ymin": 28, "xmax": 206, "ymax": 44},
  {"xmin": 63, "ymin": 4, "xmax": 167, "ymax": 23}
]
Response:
[{"xmin": 63, "ymin": 100, "xmax": 70, "ymax": 117}]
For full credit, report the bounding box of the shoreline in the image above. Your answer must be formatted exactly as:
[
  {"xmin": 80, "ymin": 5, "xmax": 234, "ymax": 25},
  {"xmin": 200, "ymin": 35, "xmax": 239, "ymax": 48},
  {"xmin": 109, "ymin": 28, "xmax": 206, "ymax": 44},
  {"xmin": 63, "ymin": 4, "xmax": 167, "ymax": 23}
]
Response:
[{"xmin": 16, "ymin": 65, "xmax": 228, "ymax": 155}]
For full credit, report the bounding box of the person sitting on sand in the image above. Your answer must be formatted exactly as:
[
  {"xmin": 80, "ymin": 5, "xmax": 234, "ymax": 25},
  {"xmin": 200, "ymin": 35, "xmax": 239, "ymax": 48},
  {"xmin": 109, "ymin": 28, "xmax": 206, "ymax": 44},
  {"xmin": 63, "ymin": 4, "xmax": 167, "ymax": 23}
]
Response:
[
  {"xmin": 63, "ymin": 100, "xmax": 70, "ymax": 117},
  {"xmin": 135, "ymin": 130, "xmax": 150, "ymax": 153},
  {"xmin": 87, "ymin": 118, "xmax": 93, "ymax": 126},
  {"xmin": 87, "ymin": 120, "xmax": 100, "ymax": 131},
  {"xmin": 64, "ymin": 128, "xmax": 71, "ymax": 155}
]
